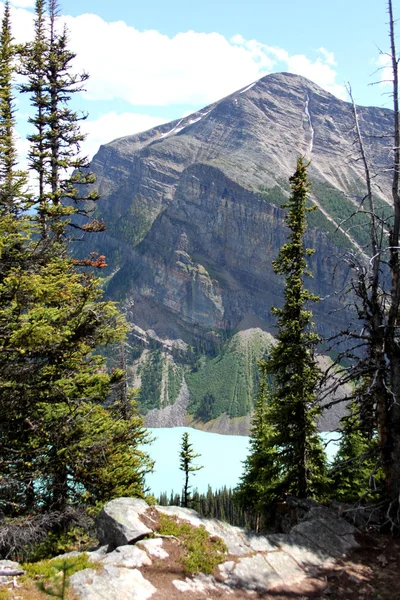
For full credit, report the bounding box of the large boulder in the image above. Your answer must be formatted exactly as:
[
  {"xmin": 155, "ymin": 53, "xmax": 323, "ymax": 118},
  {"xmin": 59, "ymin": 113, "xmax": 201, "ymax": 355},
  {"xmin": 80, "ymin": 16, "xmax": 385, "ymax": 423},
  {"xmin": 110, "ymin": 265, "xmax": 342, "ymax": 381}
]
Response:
[{"xmin": 96, "ymin": 498, "xmax": 152, "ymax": 548}]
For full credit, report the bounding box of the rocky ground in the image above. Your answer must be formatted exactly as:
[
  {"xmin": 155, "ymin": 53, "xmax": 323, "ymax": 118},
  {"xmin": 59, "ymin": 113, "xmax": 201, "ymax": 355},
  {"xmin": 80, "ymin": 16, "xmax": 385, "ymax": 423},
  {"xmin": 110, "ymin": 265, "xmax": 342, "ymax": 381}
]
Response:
[{"xmin": 0, "ymin": 499, "xmax": 399, "ymax": 599}]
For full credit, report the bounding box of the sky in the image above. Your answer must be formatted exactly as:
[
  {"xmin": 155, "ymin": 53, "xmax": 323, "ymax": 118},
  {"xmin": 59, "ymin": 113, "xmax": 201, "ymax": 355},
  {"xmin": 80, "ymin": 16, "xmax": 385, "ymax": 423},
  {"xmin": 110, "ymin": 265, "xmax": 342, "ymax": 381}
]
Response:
[{"xmin": 4, "ymin": 0, "xmax": 397, "ymax": 161}]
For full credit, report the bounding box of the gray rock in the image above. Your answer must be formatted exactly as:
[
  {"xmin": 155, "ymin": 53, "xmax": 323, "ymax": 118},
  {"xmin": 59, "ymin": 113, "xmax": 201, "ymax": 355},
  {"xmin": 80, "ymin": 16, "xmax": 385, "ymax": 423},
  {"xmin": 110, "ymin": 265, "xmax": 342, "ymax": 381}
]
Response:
[
  {"xmin": 304, "ymin": 506, "xmax": 359, "ymax": 535},
  {"xmin": 137, "ymin": 538, "xmax": 169, "ymax": 559},
  {"xmin": 291, "ymin": 519, "xmax": 356, "ymax": 557},
  {"xmin": 87, "ymin": 545, "xmax": 109, "ymax": 562},
  {"xmin": 0, "ymin": 559, "xmax": 24, "ymax": 577},
  {"xmin": 244, "ymin": 533, "xmax": 279, "ymax": 552},
  {"xmin": 100, "ymin": 545, "xmax": 152, "ymax": 568},
  {"xmin": 157, "ymin": 505, "xmax": 249, "ymax": 555},
  {"xmin": 227, "ymin": 554, "xmax": 283, "ymax": 592},
  {"xmin": 70, "ymin": 565, "xmax": 156, "ymax": 600},
  {"xmin": 268, "ymin": 533, "xmax": 334, "ymax": 570},
  {"xmin": 96, "ymin": 497, "xmax": 152, "ymax": 547},
  {"xmin": 265, "ymin": 550, "xmax": 306, "ymax": 583},
  {"xmin": 173, "ymin": 572, "xmax": 233, "ymax": 594}
]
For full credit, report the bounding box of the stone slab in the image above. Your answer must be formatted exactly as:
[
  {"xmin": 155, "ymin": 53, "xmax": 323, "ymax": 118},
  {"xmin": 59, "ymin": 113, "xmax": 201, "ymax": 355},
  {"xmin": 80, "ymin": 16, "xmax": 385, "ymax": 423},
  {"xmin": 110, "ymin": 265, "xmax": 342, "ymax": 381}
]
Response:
[
  {"xmin": 265, "ymin": 550, "xmax": 306, "ymax": 583},
  {"xmin": 291, "ymin": 519, "xmax": 353, "ymax": 558},
  {"xmin": 70, "ymin": 565, "xmax": 156, "ymax": 600},
  {"xmin": 228, "ymin": 554, "xmax": 283, "ymax": 592}
]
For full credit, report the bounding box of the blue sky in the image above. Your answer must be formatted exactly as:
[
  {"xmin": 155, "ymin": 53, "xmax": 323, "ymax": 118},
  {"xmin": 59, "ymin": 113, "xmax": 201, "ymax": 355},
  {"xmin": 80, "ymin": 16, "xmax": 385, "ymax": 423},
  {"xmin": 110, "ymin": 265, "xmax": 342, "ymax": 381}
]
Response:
[{"xmin": 6, "ymin": 0, "xmax": 397, "ymax": 161}]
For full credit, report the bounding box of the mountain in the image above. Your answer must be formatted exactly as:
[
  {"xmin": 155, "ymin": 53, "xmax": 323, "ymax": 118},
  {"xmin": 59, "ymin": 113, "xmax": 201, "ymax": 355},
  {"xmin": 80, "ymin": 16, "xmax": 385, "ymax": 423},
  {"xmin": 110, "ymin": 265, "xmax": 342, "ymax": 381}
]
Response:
[{"xmin": 82, "ymin": 72, "xmax": 393, "ymax": 433}]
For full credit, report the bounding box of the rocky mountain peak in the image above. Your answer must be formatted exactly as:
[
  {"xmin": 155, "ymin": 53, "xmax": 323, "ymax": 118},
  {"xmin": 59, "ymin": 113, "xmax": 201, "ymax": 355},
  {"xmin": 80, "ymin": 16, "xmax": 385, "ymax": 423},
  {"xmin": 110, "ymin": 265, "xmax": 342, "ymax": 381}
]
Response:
[{"xmin": 80, "ymin": 72, "xmax": 391, "ymax": 431}]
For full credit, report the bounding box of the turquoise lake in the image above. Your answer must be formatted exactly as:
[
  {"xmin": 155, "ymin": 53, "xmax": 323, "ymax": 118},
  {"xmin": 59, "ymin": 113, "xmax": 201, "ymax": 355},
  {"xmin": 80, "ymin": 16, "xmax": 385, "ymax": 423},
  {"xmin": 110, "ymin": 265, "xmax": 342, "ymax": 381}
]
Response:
[{"xmin": 144, "ymin": 427, "xmax": 340, "ymax": 497}]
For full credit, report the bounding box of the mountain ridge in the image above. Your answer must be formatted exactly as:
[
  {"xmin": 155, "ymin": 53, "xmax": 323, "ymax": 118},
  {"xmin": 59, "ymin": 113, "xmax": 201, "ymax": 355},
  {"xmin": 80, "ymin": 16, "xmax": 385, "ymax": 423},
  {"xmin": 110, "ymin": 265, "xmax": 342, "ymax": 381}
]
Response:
[{"xmin": 82, "ymin": 72, "xmax": 391, "ymax": 432}]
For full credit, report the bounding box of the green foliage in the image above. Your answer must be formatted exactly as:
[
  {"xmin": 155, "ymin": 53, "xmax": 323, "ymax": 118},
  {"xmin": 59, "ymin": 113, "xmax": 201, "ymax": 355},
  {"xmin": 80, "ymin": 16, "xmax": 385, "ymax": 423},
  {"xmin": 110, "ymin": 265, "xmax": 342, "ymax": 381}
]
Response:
[
  {"xmin": 179, "ymin": 432, "xmax": 203, "ymax": 507},
  {"xmin": 330, "ymin": 402, "xmax": 383, "ymax": 503},
  {"xmin": 24, "ymin": 554, "xmax": 95, "ymax": 599},
  {"xmin": 257, "ymin": 184, "xmax": 288, "ymax": 206},
  {"xmin": 187, "ymin": 330, "xmax": 273, "ymax": 419},
  {"xmin": 138, "ymin": 349, "xmax": 163, "ymax": 410},
  {"xmin": 167, "ymin": 360, "xmax": 184, "ymax": 405},
  {"xmin": 159, "ymin": 485, "xmax": 248, "ymax": 527},
  {"xmin": 23, "ymin": 553, "xmax": 93, "ymax": 580},
  {"xmin": 26, "ymin": 526, "xmax": 96, "ymax": 563},
  {"xmin": 238, "ymin": 159, "xmax": 328, "ymax": 518},
  {"xmin": 235, "ymin": 365, "xmax": 282, "ymax": 530},
  {"xmin": 264, "ymin": 158, "xmax": 328, "ymax": 501},
  {"xmin": 0, "ymin": 0, "xmax": 153, "ymax": 517},
  {"xmin": 157, "ymin": 514, "xmax": 227, "ymax": 575}
]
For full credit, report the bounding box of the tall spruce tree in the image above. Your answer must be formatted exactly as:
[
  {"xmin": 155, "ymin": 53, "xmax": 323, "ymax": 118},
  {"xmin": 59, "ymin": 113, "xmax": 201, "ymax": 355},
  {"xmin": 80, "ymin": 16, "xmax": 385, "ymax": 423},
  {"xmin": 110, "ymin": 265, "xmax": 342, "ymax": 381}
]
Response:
[
  {"xmin": 0, "ymin": 1, "xmax": 153, "ymax": 514},
  {"xmin": 265, "ymin": 157, "xmax": 328, "ymax": 500},
  {"xmin": 19, "ymin": 0, "xmax": 102, "ymax": 241}
]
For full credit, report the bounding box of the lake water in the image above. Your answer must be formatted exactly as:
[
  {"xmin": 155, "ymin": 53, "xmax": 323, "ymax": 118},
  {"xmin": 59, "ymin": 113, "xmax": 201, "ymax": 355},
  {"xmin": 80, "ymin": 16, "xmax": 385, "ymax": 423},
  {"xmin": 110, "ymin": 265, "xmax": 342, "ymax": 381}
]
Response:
[{"xmin": 144, "ymin": 427, "xmax": 340, "ymax": 497}]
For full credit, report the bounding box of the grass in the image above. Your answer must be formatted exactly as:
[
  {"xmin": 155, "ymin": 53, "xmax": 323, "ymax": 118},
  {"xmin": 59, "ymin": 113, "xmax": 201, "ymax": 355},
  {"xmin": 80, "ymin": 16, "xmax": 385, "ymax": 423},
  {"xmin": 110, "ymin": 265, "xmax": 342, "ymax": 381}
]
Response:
[
  {"xmin": 157, "ymin": 513, "xmax": 228, "ymax": 575},
  {"xmin": 0, "ymin": 555, "xmax": 95, "ymax": 600}
]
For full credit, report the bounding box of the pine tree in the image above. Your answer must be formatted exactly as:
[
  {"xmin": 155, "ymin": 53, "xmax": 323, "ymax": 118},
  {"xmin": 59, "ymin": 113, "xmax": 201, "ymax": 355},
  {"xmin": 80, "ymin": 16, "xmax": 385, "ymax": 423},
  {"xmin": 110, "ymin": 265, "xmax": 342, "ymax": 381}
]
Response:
[
  {"xmin": 330, "ymin": 401, "xmax": 382, "ymax": 503},
  {"xmin": 235, "ymin": 364, "xmax": 281, "ymax": 530},
  {"xmin": 19, "ymin": 0, "xmax": 102, "ymax": 241},
  {"xmin": 0, "ymin": 1, "xmax": 153, "ymax": 514},
  {"xmin": 0, "ymin": 0, "xmax": 26, "ymax": 213},
  {"xmin": 265, "ymin": 157, "xmax": 328, "ymax": 500},
  {"xmin": 179, "ymin": 432, "xmax": 203, "ymax": 508}
]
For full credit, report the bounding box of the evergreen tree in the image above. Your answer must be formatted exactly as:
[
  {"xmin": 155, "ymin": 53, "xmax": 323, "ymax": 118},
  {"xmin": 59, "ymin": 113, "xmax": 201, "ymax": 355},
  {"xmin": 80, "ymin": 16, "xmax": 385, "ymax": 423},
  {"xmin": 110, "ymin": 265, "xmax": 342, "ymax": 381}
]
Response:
[
  {"xmin": 265, "ymin": 157, "xmax": 328, "ymax": 500},
  {"xmin": 0, "ymin": 1, "xmax": 153, "ymax": 514},
  {"xmin": 330, "ymin": 401, "xmax": 381, "ymax": 503},
  {"xmin": 19, "ymin": 0, "xmax": 102, "ymax": 241},
  {"xmin": 0, "ymin": 0, "xmax": 27, "ymax": 212},
  {"xmin": 235, "ymin": 364, "xmax": 281, "ymax": 530},
  {"xmin": 179, "ymin": 432, "xmax": 203, "ymax": 508}
]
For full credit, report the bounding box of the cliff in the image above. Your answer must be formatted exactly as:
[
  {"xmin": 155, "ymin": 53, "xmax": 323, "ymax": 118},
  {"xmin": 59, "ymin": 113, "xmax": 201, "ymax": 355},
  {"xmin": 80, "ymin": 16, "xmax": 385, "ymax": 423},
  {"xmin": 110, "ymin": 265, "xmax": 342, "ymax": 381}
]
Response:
[{"xmin": 79, "ymin": 72, "xmax": 392, "ymax": 431}]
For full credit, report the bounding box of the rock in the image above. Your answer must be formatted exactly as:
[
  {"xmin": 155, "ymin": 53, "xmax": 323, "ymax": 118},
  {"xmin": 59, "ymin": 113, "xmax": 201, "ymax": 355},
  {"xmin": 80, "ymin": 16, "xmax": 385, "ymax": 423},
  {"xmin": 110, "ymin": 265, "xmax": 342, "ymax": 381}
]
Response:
[
  {"xmin": 156, "ymin": 505, "xmax": 249, "ymax": 555},
  {"xmin": 291, "ymin": 518, "xmax": 357, "ymax": 557},
  {"xmin": 243, "ymin": 532, "xmax": 278, "ymax": 552},
  {"xmin": 137, "ymin": 538, "xmax": 169, "ymax": 559},
  {"xmin": 99, "ymin": 545, "xmax": 152, "ymax": 568},
  {"xmin": 304, "ymin": 506, "xmax": 359, "ymax": 535},
  {"xmin": 268, "ymin": 533, "xmax": 335, "ymax": 570},
  {"xmin": 225, "ymin": 554, "xmax": 283, "ymax": 592},
  {"xmin": 0, "ymin": 559, "xmax": 24, "ymax": 577},
  {"xmin": 87, "ymin": 545, "xmax": 109, "ymax": 562},
  {"xmin": 172, "ymin": 573, "xmax": 231, "ymax": 594},
  {"xmin": 81, "ymin": 71, "xmax": 391, "ymax": 431},
  {"xmin": 70, "ymin": 565, "xmax": 156, "ymax": 600},
  {"xmin": 96, "ymin": 497, "xmax": 152, "ymax": 548},
  {"xmin": 264, "ymin": 550, "xmax": 306, "ymax": 584}
]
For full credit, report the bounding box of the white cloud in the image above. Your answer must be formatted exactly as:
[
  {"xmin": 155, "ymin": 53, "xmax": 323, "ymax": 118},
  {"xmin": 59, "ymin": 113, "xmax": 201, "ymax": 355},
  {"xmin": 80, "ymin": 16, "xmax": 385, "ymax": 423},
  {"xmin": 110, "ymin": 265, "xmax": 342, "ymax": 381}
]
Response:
[
  {"xmin": 255, "ymin": 45, "xmax": 345, "ymax": 99},
  {"xmin": 377, "ymin": 53, "xmax": 392, "ymax": 86},
  {"xmin": 81, "ymin": 112, "xmax": 166, "ymax": 159},
  {"xmin": 63, "ymin": 15, "xmax": 274, "ymax": 107},
  {"xmin": 63, "ymin": 14, "xmax": 345, "ymax": 106},
  {"xmin": 1, "ymin": 2, "xmax": 346, "ymax": 152},
  {"xmin": 318, "ymin": 47, "xmax": 337, "ymax": 66},
  {"xmin": 10, "ymin": 0, "xmax": 34, "ymax": 8}
]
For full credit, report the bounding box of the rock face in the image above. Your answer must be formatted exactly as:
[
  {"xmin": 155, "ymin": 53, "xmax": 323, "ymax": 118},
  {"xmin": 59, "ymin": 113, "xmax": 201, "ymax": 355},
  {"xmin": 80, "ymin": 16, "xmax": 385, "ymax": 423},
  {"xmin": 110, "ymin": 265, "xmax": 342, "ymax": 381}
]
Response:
[
  {"xmin": 65, "ymin": 497, "xmax": 360, "ymax": 599},
  {"xmin": 96, "ymin": 498, "xmax": 152, "ymax": 548},
  {"xmin": 81, "ymin": 72, "xmax": 392, "ymax": 429}
]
